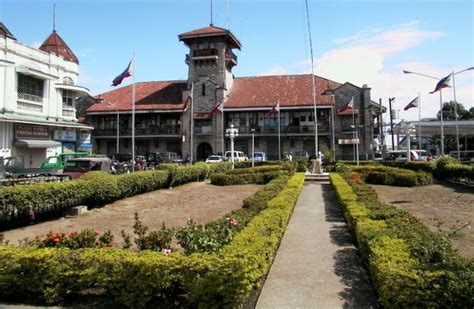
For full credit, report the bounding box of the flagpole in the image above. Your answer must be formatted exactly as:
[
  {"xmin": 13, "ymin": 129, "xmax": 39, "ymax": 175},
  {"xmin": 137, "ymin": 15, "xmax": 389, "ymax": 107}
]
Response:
[
  {"xmin": 352, "ymin": 102, "xmax": 355, "ymax": 161},
  {"xmin": 439, "ymin": 90, "xmax": 444, "ymax": 156},
  {"xmin": 452, "ymin": 71, "xmax": 461, "ymax": 162},
  {"xmin": 222, "ymin": 105, "xmax": 225, "ymax": 157},
  {"xmin": 131, "ymin": 53, "xmax": 136, "ymax": 172},
  {"xmin": 418, "ymin": 93, "xmax": 422, "ymax": 154},
  {"xmin": 190, "ymin": 82, "xmax": 194, "ymax": 162},
  {"xmin": 278, "ymin": 103, "xmax": 281, "ymax": 160}
]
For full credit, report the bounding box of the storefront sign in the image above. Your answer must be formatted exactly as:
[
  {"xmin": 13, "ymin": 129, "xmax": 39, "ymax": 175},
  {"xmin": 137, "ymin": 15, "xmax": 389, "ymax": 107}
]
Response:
[
  {"xmin": 78, "ymin": 132, "xmax": 91, "ymax": 143},
  {"xmin": 15, "ymin": 124, "xmax": 49, "ymax": 139},
  {"xmin": 54, "ymin": 130, "xmax": 76, "ymax": 142}
]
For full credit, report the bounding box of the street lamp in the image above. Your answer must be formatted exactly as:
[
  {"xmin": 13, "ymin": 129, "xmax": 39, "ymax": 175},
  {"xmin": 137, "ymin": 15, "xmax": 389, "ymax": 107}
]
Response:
[
  {"xmin": 350, "ymin": 124, "xmax": 362, "ymax": 165},
  {"xmin": 225, "ymin": 124, "xmax": 239, "ymax": 169},
  {"xmin": 400, "ymin": 121, "xmax": 416, "ymax": 162},
  {"xmin": 403, "ymin": 70, "xmax": 445, "ymax": 156},
  {"xmin": 251, "ymin": 128, "xmax": 255, "ymax": 167},
  {"xmin": 107, "ymin": 101, "xmax": 119, "ymax": 153},
  {"xmin": 403, "ymin": 67, "xmax": 473, "ymax": 160}
]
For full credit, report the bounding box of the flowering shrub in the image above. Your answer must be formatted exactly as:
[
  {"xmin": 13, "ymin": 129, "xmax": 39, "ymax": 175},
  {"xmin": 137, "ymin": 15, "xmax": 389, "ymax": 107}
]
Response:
[
  {"xmin": 120, "ymin": 212, "xmax": 173, "ymax": 251},
  {"xmin": 20, "ymin": 228, "xmax": 114, "ymax": 249}
]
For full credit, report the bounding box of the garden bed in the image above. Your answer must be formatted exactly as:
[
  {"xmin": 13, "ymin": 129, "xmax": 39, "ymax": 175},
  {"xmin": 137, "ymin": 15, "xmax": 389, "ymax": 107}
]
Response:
[
  {"xmin": 1, "ymin": 181, "xmax": 261, "ymax": 248},
  {"xmin": 371, "ymin": 181, "xmax": 474, "ymax": 258}
]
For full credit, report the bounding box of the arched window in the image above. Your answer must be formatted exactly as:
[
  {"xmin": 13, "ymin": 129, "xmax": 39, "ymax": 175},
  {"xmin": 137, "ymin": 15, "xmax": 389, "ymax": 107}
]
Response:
[{"xmin": 63, "ymin": 77, "xmax": 74, "ymax": 85}]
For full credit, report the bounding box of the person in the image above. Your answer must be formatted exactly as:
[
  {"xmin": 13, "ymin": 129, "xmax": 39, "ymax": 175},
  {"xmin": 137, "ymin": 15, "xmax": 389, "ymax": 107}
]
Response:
[
  {"xmin": 288, "ymin": 153, "xmax": 293, "ymax": 162},
  {"xmin": 427, "ymin": 153, "xmax": 433, "ymax": 161}
]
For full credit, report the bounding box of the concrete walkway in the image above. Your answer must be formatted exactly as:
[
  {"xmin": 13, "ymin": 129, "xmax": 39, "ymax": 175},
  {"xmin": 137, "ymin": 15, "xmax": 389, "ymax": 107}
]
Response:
[{"xmin": 256, "ymin": 179, "xmax": 377, "ymax": 308}]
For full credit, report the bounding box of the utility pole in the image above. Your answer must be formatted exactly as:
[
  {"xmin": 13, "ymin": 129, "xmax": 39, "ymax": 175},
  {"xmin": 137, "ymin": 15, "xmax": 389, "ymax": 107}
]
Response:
[{"xmin": 389, "ymin": 97, "xmax": 395, "ymax": 150}]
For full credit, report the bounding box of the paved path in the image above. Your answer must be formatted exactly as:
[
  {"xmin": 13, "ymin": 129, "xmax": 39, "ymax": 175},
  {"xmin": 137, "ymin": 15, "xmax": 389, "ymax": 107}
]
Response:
[{"xmin": 256, "ymin": 180, "xmax": 377, "ymax": 308}]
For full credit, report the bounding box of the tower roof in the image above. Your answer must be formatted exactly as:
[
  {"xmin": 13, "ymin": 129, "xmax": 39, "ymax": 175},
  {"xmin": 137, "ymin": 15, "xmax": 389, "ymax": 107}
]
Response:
[
  {"xmin": 39, "ymin": 31, "xmax": 79, "ymax": 64},
  {"xmin": 0, "ymin": 22, "xmax": 16, "ymax": 40},
  {"xmin": 178, "ymin": 25, "xmax": 242, "ymax": 49}
]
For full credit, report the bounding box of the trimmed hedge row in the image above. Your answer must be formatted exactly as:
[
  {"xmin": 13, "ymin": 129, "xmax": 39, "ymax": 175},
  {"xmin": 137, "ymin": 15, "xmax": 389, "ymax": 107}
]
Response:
[
  {"xmin": 330, "ymin": 173, "xmax": 474, "ymax": 307},
  {"xmin": 210, "ymin": 171, "xmax": 287, "ymax": 186},
  {"xmin": 0, "ymin": 173, "xmax": 305, "ymax": 307},
  {"xmin": 351, "ymin": 165, "xmax": 433, "ymax": 186},
  {"xmin": 0, "ymin": 163, "xmax": 231, "ymax": 222}
]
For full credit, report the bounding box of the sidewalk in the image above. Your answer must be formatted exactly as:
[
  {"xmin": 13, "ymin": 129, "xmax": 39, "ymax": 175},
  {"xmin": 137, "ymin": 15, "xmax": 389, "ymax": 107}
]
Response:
[{"xmin": 256, "ymin": 178, "xmax": 377, "ymax": 308}]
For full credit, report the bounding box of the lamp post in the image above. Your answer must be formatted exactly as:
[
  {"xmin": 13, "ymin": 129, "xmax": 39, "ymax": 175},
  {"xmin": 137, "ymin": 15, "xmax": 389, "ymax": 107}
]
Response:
[
  {"xmin": 350, "ymin": 124, "xmax": 362, "ymax": 165},
  {"xmin": 251, "ymin": 128, "xmax": 255, "ymax": 167},
  {"xmin": 403, "ymin": 70, "xmax": 445, "ymax": 156},
  {"xmin": 225, "ymin": 124, "xmax": 239, "ymax": 169},
  {"xmin": 107, "ymin": 102, "xmax": 119, "ymax": 153},
  {"xmin": 403, "ymin": 67, "xmax": 473, "ymax": 159},
  {"xmin": 401, "ymin": 121, "xmax": 417, "ymax": 162}
]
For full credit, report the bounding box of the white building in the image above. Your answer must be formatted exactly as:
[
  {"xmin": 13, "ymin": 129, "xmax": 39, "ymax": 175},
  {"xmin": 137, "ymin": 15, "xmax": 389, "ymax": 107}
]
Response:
[{"xmin": 0, "ymin": 23, "xmax": 92, "ymax": 168}]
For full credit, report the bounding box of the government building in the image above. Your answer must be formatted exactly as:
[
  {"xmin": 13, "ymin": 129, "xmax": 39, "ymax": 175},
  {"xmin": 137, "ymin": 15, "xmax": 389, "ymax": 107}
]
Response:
[
  {"xmin": 87, "ymin": 25, "xmax": 384, "ymax": 161},
  {"xmin": 0, "ymin": 23, "xmax": 92, "ymax": 167}
]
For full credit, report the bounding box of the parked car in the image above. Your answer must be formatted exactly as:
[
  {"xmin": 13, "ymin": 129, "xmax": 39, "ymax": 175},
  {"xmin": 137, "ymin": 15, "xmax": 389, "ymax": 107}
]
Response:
[
  {"xmin": 145, "ymin": 152, "xmax": 163, "ymax": 167},
  {"xmin": 159, "ymin": 152, "xmax": 183, "ymax": 163},
  {"xmin": 224, "ymin": 151, "xmax": 247, "ymax": 162},
  {"xmin": 252, "ymin": 152, "xmax": 267, "ymax": 162},
  {"xmin": 205, "ymin": 155, "xmax": 223, "ymax": 163},
  {"xmin": 109, "ymin": 153, "xmax": 133, "ymax": 163},
  {"xmin": 62, "ymin": 157, "xmax": 112, "ymax": 179},
  {"xmin": 293, "ymin": 150, "xmax": 310, "ymax": 161}
]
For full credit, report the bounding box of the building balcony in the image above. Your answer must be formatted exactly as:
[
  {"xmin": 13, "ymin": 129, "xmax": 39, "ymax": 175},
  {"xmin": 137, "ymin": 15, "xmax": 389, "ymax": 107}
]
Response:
[
  {"xmin": 93, "ymin": 126, "xmax": 180, "ymax": 137},
  {"xmin": 194, "ymin": 126, "xmax": 214, "ymax": 135},
  {"xmin": 235, "ymin": 123, "xmax": 330, "ymax": 135},
  {"xmin": 225, "ymin": 50, "xmax": 238, "ymax": 65}
]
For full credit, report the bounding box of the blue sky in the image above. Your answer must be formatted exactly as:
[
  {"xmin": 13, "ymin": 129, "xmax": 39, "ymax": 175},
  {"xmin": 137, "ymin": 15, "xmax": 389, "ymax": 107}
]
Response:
[{"xmin": 1, "ymin": 0, "xmax": 473, "ymax": 121}]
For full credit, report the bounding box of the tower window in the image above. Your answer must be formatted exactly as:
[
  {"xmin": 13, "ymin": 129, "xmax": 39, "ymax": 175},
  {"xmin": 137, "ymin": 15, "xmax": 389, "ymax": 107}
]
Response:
[{"xmin": 202, "ymin": 83, "xmax": 206, "ymax": 96}]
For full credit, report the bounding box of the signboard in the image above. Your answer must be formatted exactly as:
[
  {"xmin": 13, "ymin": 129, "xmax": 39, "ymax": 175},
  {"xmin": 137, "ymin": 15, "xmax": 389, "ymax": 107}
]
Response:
[
  {"xmin": 54, "ymin": 130, "xmax": 76, "ymax": 142},
  {"xmin": 78, "ymin": 132, "xmax": 91, "ymax": 143},
  {"xmin": 15, "ymin": 124, "xmax": 49, "ymax": 139},
  {"xmin": 338, "ymin": 138, "xmax": 360, "ymax": 145}
]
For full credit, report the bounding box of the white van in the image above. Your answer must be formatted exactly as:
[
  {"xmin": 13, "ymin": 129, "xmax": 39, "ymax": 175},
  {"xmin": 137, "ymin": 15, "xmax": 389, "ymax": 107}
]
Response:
[{"xmin": 224, "ymin": 151, "xmax": 247, "ymax": 162}]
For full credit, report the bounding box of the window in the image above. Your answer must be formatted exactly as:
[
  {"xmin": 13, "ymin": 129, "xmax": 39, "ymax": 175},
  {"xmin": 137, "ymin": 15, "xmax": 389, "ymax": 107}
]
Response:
[
  {"xmin": 63, "ymin": 77, "xmax": 74, "ymax": 85},
  {"xmin": 62, "ymin": 90, "xmax": 75, "ymax": 108},
  {"xmin": 202, "ymin": 83, "xmax": 206, "ymax": 96},
  {"xmin": 17, "ymin": 74, "xmax": 44, "ymax": 103}
]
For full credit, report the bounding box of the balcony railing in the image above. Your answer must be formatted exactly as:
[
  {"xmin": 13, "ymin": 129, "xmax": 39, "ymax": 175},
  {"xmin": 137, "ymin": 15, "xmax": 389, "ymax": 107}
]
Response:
[
  {"xmin": 93, "ymin": 126, "xmax": 179, "ymax": 137},
  {"xmin": 194, "ymin": 126, "xmax": 214, "ymax": 135},
  {"xmin": 235, "ymin": 123, "xmax": 330, "ymax": 134},
  {"xmin": 225, "ymin": 50, "xmax": 238, "ymax": 64},
  {"xmin": 193, "ymin": 49, "xmax": 218, "ymax": 57}
]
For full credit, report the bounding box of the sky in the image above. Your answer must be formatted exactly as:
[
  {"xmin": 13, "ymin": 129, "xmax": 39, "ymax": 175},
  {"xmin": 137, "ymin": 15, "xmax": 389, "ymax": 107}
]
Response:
[{"xmin": 1, "ymin": 0, "xmax": 473, "ymax": 124}]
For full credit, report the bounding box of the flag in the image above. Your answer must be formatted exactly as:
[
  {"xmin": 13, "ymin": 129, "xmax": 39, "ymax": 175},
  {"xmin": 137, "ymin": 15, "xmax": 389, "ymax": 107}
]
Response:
[
  {"xmin": 265, "ymin": 102, "xmax": 280, "ymax": 119},
  {"xmin": 429, "ymin": 73, "xmax": 452, "ymax": 94},
  {"xmin": 339, "ymin": 96, "xmax": 354, "ymax": 113},
  {"xmin": 111, "ymin": 57, "xmax": 134, "ymax": 87},
  {"xmin": 403, "ymin": 96, "xmax": 418, "ymax": 111},
  {"xmin": 208, "ymin": 101, "xmax": 224, "ymax": 116},
  {"xmin": 183, "ymin": 96, "xmax": 191, "ymax": 112}
]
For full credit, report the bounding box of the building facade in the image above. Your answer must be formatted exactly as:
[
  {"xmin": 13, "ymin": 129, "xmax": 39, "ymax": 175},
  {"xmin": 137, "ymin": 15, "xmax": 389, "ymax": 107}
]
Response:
[
  {"xmin": 87, "ymin": 25, "xmax": 383, "ymax": 161},
  {"xmin": 0, "ymin": 23, "xmax": 92, "ymax": 167}
]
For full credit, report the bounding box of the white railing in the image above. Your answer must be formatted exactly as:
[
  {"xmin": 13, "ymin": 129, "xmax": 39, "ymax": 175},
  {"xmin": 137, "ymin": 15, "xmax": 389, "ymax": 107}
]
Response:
[
  {"xmin": 17, "ymin": 100, "xmax": 43, "ymax": 113},
  {"xmin": 62, "ymin": 107, "xmax": 75, "ymax": 117},
  {"xmin": 17, "ymin": 92, "xmax": 43, "ymax": 103}
]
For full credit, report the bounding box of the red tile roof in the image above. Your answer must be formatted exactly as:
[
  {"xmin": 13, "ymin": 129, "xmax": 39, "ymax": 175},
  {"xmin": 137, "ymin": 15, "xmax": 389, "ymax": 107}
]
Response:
[
  {"xmin": 87, "ymin": 81, "xmax": 188, "ymax": 113},
  {"xmin": 179, "ymin": 25, "xmax": 242, "ymax": 49},
  {"xmin": 39, "ymin": 31, "xmax": 79, "ymax": 64},
  {"xmin": 225, "ymin": 74, "xmax": 341, "ymax": 109},
  {"xmin": 87, "ymin": 75, "xmax": 341, "ymax": 113}
]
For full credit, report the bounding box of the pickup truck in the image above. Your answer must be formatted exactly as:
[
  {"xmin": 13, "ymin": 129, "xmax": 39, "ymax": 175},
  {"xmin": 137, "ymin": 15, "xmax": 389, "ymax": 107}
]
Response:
[
  {"xmin": 40, "ymin": 151, "xmax": 89, "ymax": 172},
  {"xmin": 3, "ymin": 156, "xmax": 58, "ymax": 178}
]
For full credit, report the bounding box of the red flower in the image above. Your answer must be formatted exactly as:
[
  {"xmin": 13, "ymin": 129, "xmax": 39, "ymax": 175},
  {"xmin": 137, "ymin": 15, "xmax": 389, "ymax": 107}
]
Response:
[
  {"xmin": 26, "ymin": 210, "xmax": 35, "ymax": 220},
  {"xmin": 229, "ymin": 218, "xmax": 238, "ymax": 226}
]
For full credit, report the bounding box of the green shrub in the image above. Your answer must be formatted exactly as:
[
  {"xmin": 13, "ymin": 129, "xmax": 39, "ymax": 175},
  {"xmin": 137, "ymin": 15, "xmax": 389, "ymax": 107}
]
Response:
[
  {"xmin": 116, "ymin": 170, "xmax": 168, "ymax": 198},
  {"xmin": 210, "ymin": 171, "xmax": 285, "ymax": 185},
  {"xmin": 0, "ymin": 174, "xmax": 306, "ymax": 307},
  {"xmin": 79, "ymin": 172, "xmax": 121, "ymax": 205}
]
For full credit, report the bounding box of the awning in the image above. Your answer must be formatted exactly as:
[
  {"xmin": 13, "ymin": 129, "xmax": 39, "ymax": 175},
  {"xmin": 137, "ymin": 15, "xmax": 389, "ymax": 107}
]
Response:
[
  {"xmin": 55, "ymin": 84, "xmax": 90, "ymax": 97},
  {"xmin": 14, "ymin": 139, "xmax": 62, "ymax": 148}
]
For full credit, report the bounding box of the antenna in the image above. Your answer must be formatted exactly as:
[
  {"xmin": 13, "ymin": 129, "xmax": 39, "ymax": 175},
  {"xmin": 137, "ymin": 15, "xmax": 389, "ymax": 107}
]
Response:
[
  {"xmin": 53, "ymin": 3, "xmax": 56, "ymax": 31},
  {"xmin": 210, "ymin": 0, "xmax": 213, "ymax": 26}
]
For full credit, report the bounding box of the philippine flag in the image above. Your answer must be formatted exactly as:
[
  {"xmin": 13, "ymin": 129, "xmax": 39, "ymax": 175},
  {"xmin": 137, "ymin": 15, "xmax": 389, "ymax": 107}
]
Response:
[
  {"xmin": 403, "ymin": 96, "xmax": 418, "ymax": 111},
  {"xmin": 209, "ymin": 101, "xmax": 224, "ymax": 116},
  {"xmin": 111, "ymin": 57, "xmax": 135, "ymax": 87},
  {"xmin": 265, "ymin": 102, "xmax": 280, "ymax": 119},
  {"xmin": 429, "ymin": 73, "xmax": 452, "ymax": 94},
  {"xmin": 339, "ymin": 96, "xmax": 354, "ymax": 112}
]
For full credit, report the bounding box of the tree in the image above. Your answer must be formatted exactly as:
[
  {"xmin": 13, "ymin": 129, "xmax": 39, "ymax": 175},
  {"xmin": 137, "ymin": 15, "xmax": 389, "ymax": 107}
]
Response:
[{"xmin": 436, "ymin": 101, "xmax": 472, "ymax": 120}]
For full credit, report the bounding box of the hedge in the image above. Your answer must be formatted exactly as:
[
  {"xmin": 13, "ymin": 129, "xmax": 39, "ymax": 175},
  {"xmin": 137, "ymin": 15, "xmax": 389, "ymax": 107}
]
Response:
[
  {"xmin": 350, "ymin": 165, "xmax": 433, "ymax": 186},
  {"xmin": 330, "ymin": 173, "xmax": 474, "ymax": 308},
  {"xmin": 0, "ymin": 163, "xmax": 231, "ymax": 222},
  {"xmin": 0, "ymin": 173, "xmax": 305, "ymax": 307}
]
